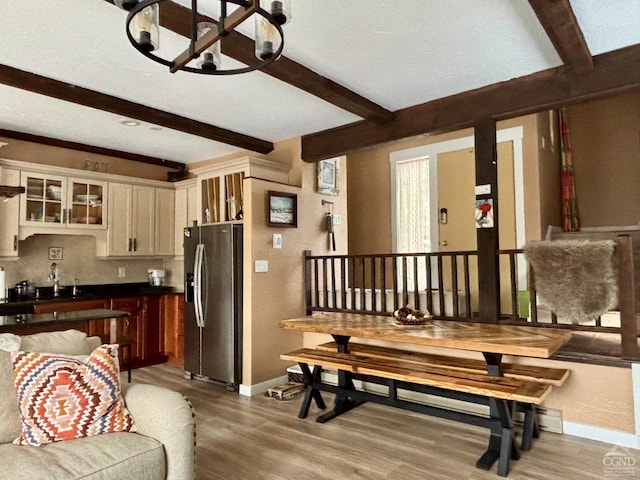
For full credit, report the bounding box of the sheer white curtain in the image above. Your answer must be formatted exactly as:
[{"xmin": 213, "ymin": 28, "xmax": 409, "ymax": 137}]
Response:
[{"xmin": 395, "ymin": 158, "xmax": 431, "ymax": 291}]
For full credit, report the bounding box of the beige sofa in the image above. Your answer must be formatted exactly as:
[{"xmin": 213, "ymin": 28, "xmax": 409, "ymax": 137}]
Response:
[{"xmin": 0, "ymin": 330, "xmax": 195, "ymax": 480}]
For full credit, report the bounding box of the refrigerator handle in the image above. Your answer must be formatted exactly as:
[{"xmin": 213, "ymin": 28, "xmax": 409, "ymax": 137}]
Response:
[{"xmin": 194, "ymin": 243, "xmax": 205, "ymax": 327}]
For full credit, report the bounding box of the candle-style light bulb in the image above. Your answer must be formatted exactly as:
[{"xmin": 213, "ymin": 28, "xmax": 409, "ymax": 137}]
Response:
[
  {"xmin": 197, "ymin": 22, "xmax": 221, "ymax": 72},
  {"xmin": 270, "ymin": 0, "xmax": 291, "ymax": 25},
  {"xmin": 132, "ymin": 4, "xmax": 159, "ymax": 52},
  {"xmin": 255, "ymin": 16, "xmax": 278, "ymax": 60}
]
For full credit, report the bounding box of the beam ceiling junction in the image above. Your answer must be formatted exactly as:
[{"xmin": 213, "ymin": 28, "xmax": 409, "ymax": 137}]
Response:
[
  {"xmin": 102, "ymin": 0, "xmax": 394, "ymax": 124},
  {"xmin": 301, "ymin": 44, "xmax": 640, "ymax": 162},
  {"xmin": 528, "ymin": 0, "xmax": 593, "ymax": 73},
  {"xmin": 0, "ymin": 64, "xmax": 273, "ymax": 155}
]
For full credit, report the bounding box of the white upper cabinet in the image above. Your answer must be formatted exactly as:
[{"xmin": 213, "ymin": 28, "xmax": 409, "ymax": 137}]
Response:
[
  {"xmin": 0, "ymin": 168, "xmax": 21, "ymax": 257},
  {"xmin": 20, "ymin": 172, "xmax": 107, "ymax": 229}
]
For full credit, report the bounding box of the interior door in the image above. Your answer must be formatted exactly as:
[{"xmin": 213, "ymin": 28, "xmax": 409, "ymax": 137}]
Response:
[{"xmin": 437, "ymin": 142, "xmax": 516, "ymax": 313}]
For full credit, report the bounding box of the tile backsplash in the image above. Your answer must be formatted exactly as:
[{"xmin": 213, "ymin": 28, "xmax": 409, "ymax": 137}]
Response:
[{"xmin": 1, "ymin": 235, "xmax": 165, "ymax": 288}]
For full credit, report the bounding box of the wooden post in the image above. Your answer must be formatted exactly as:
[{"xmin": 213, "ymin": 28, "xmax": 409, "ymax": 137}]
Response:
[
  {"xmin": 304, "ymin": 250, "xmax": 312, "ymax": 316},
  {"xmin": 475, "ymin": 118, "xmax": 500, "ymax": 323},
  {"xmin": 616, "ymin": 235, "xmax": 638, "ymax": 359}
]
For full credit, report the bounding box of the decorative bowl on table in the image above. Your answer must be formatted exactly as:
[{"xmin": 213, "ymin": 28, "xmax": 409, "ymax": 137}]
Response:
[{"xmin": 393, "ymin": 305, "xmax": 433, "ymax": 325}]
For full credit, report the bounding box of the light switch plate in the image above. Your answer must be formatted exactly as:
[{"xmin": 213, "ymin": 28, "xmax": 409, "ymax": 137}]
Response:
[{"xmin": 255, "ymin": 260, "xmax": 269, "ymax": 273}]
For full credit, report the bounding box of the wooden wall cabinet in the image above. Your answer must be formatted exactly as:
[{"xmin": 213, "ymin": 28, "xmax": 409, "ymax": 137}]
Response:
[{"xmin": 0, "ymin": 167, "xmax": 20, "ymax": 257}]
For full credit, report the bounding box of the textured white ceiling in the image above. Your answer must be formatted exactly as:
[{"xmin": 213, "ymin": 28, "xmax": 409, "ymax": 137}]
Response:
[{"xmin": 0, "ymin": 0, "xmax": 638, "ymax": 164}]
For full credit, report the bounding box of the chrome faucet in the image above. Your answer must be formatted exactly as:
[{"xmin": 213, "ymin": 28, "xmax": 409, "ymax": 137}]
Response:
[
  {"xmin": 72, "ymin": 278, "xmax": 79, "ymax": 297},
  {"xmin": 49, "ymin": 263, "xmax": 60, "ymax": 297}
]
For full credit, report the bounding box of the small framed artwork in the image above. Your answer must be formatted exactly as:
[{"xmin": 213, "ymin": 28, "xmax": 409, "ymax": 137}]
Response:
[
  {"xmin": 48, "ymin": 246, "xmax": 63, "ymax": 260},
  {"xmin": 267, "ymin": 191, "xmax": 297, "ymax": 228},
  {"xmin": 317, "ymin": 158, "xmax": 339, "ymax": 195}
]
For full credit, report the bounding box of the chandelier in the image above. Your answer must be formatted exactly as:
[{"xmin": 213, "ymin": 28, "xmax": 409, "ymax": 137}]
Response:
[{"xmin": 115, "ymin": 0, "xmax": 291, "ymax": 75}]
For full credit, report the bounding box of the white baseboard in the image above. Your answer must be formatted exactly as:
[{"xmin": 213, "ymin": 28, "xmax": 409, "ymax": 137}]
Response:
[
  {"xmin": 239, "ymin": 375, "xmax": 288, "ymax": 397},
  {"xmin": 563, "ymin": 422, "xmax": 640, "ymax": 449}
]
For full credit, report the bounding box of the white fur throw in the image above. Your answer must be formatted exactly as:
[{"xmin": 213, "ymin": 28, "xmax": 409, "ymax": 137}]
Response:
[{"xmin": 523, "ymin": 239, "xmax": 618, "ymax": 324}]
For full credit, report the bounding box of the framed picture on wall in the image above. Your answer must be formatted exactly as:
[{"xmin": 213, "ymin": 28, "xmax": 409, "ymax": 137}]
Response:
[
  {"xmin": 267, "ymin": 191, "xmax": 297, "ymax": 228},
  {"xmin": 317, "ymin": 158, "xmax": 339, "ymax": 195}
]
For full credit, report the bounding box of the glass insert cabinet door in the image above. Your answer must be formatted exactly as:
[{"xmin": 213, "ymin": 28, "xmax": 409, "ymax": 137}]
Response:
[
  {"xmin": 20, "ymin": 173, "xmax": 107, "ymax": 229},
  {"xmin": 22, "ymin": 173, "xmax": 65, "ymax": 227},
  {"xmin": 67, "ymin": 178, "xmax": 105, "ymax": 227}
]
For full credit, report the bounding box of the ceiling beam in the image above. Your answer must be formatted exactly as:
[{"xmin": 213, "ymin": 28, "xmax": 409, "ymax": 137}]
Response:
[
  {"xmin": 528, "ymin": 0, "xmax": 593, "ymax": 73},
  {"xmin": 0, "ymin": 64, "xmax": 273, "ymax": 154},
  {"xmin": 0, "ymin": 129, "xmax": 185, "ymax": 170},
  {"xmin": 301, "ymin": 44, "xmax": 640, "ymax": 162},
  {"xmin": 104, "ymin": 0, "xmax": 394, "ymax": 124}
]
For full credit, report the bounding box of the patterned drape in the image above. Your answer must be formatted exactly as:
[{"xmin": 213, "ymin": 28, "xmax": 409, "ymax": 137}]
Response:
[{"xmin": 559, "ymin": 107, "xmax": 580, "ymax": 232}]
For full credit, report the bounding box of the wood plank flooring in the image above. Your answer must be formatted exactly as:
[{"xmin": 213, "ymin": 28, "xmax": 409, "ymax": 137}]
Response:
[{"xmin": 130, "ymin": 364, "xmax": 638, "ymax": 480}]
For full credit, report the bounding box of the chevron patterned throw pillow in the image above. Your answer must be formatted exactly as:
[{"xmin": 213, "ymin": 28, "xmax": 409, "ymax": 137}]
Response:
[{"xmin": 11, "ymin": 344, "xmax": 136, "ymax": 446}]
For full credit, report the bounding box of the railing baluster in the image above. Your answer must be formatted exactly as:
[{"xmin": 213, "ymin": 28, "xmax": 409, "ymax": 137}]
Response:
[
  {"xmin": 437, "ymin": 255, "xmax": 445, "ymax": 316},
  {"xmin": 413, "ymin": 256, "xmax": 420, "ymax": 311},
  {"xmin": 323, "ymin": 258, "xmax": 329, "ymax": 309},
  {"xmin": 402, "ymin": 256, "xmax": 409, "ymax": 306},
  {"xmin": 371, "ymin": 257, "xmax": 377, "ymax": 312},
  {"xmin": 509, "ymin": 253, "xmax": 518, "ymax": 320},
  {"xmin": 350, "ymin": 257, "xmax": 356, "ymax": 311},
  {"xmin": 313, "ymin": 258, "xmax": 320, "ymax": 310},
  {"xmin": 382, "ymin": 256, "xmax": 388, "ymax": 313},
  {"xmin": 451, "ymin": 254, "xmax": 459, "ymax": 318},
  {"xmin": 331, "ymin": 257, "xmax": 337, "ymax": 309},
  {"xmin": 341, "ymin": 257, "xmax": 347, "ymax": 310},
  {"xmin": 464, "ymin": 254, "xmax": 471, "ymax": 319},
  {"xmin": 392, "ymin": 257, "xmax": 399, "ymax": 311},
  {"xmin": 426, "ymin": 254, "xmax": 433, "ymax": 314},
  {"xmin": 528, "ymin": 264, "xmax": 538, "ymax": 324},
  {"xmin": 360, "ymin": 257, "xmax": 366, "ymax": 310}
]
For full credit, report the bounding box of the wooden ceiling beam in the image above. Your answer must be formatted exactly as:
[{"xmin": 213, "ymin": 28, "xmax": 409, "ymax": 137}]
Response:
[
  {"xmin": 0, "ymin": 129, "xmax": 186, "ymax": 170},
  {"xmin": 528, "ymin": 0, "xmax": 593, "ymax": 73},
  {"xmin": 301, "ymin": 44, "xmax": 640, "ymax": 162},
  {"xmin": 104, "ymin": 0, "xmax": 394, "ymax": 124},
  {"xmin": 0, "ymin": 64, "xmax": 273, "ymax": 154}
]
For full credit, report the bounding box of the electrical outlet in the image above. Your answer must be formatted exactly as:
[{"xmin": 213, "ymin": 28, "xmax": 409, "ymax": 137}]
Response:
[
  {"xmin": 332, "ymin": 213, "xmax": 342, "ymax": 225},
  {"xmin": 118, "ymin": 267, "xmax": 126, "ymax": 278}
]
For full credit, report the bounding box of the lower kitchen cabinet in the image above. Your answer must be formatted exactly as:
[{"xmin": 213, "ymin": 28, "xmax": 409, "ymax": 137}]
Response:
[
  {"xmin": 110, "ymin": 297, "xmax": 143, "ymax": 366},
  {"xmin": 162, "ymin": 293, "xmax": 184, "ymax": 366}
]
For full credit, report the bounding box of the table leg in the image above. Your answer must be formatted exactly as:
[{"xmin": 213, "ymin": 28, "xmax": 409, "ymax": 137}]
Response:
[
  {"xmin": 475, "ymin": 352, "xmax": 519, "ymax": 477},
  {"xmin": 298, "ymin": 363, "xmax": 326, "ymax": 419},
  {"xmin": 314, "ymin": 334, "xmax": 365, "ymax": 423}
]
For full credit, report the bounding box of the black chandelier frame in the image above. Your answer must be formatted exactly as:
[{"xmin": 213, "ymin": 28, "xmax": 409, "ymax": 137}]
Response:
[{"xmin": 125, "ymin": 0, "xmax": 285, "ymax": 75}]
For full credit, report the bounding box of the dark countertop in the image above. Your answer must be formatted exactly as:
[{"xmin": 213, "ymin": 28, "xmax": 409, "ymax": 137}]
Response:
[
  {"xmin": 0, "ymin": 283, "xmax": 180, "ymax": 315},
  {"xmin": 0, "ymin": 308, "xmax": 129, "ymax": 329}
]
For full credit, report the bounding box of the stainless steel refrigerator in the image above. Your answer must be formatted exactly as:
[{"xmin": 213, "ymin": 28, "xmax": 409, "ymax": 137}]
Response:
[{"xmin": 184, "ymin": 224, "xmax": 242, "ymax": 390}]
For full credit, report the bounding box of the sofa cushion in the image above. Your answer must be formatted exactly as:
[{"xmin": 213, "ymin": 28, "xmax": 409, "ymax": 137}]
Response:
[
  {"xmin": 20, "ymin": 329, "xmax": 92, "ymax": 355},
  {"xmin": 0, "ymin": 432, "xmax": 165, "ymax": 480},
  {"xmin": 12, "ymin": 344, "xmax": 136, "ymax": 446},
  {"xmin": 0, "ymin": 350, "xmax": 22, "ymax": 444}
]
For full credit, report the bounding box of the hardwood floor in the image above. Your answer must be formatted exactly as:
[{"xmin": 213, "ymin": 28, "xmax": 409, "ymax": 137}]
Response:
[{"xmin": 131, "ymin": 364, "xmax": 637, "ymax": 480}]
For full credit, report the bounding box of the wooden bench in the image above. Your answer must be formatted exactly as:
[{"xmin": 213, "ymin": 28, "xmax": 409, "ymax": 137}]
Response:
[
  {"xmin": 315, "ymin": 341, "xmax": 570, "ymax": 386},
  {"xmin": 311, "ymin": 341, "xmax": 569, "ymax": 451},
  {"xmin": 282, "ymin": 347, "xmax": 550, "ymax": 476},
  {"xmin": 281, "ymin": 348, "xmax": 552, "ymax": 405}
]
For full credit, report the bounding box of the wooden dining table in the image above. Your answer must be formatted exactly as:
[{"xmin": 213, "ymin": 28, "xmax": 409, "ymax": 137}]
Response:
[{"xmin": 279, "ymin": 312, "xmax": 573, "ymax": 476}]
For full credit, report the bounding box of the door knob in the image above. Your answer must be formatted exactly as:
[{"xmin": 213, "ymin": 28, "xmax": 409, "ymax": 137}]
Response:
[{"xmin": 441, "ymin": 240, "xmax": 448, "ymax": 246}]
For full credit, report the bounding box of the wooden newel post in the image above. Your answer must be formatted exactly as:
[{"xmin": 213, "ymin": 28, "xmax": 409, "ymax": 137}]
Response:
[
  {"xmin": 616, "ymin": 235, "xmax": 638, "ymax": 359},
  {"xmin": 304, "ymin": 250, "xmax": 313, "ymax": 316}
]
